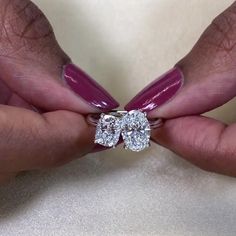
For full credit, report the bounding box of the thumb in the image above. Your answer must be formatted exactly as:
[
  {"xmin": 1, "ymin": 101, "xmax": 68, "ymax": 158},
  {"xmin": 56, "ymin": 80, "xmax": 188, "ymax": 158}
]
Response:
[
  {"xmin": 151, "ymin": 116, "xmax": 236, "ymax": 176},
  {"xmin": 125, "ymin": 2, "xmax": 236, "ymax": 118},
  {"xmin": 0, "ymin": 0, "xmax": 119, "ymax": 113}
]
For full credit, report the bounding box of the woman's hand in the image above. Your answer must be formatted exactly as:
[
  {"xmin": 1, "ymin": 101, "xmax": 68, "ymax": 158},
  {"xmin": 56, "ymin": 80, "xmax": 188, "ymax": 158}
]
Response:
[
  {"xmin": 0, "ymin": 0, "xmax": 119, "ymax": 184},
  {"xmin": 126, "ymin": 2, "xmax": 236, "ymax": 176}
]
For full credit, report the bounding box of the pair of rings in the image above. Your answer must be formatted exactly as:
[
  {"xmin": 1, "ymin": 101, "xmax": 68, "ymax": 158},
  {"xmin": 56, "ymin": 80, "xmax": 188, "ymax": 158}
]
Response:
[{"xmin": 87, "ymin": 110, "xmax": 163, "ymax": 152}]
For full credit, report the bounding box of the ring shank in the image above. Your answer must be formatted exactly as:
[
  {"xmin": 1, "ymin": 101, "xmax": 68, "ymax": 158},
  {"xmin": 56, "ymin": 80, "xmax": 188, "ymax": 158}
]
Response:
[{"xmin": 87, "ymin": 111, "xmax": 163, "ymax": 129}]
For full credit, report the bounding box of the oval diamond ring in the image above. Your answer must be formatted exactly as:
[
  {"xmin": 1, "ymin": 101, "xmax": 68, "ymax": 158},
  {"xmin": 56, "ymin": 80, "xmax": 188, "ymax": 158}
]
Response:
[{"xmin": 87, "ymin": 110, "xmax": 163, "ymax": 152}]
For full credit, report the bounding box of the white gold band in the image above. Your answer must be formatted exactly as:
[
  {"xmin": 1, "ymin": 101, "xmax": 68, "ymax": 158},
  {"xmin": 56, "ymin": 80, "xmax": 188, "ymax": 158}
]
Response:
[{"xmin": 87, "ymin": 110, "xmax": 163, "ymax": 129}]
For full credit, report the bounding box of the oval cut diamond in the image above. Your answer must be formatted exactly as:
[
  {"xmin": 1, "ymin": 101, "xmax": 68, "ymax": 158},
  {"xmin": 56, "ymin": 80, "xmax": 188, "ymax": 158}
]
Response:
[
  {"xmin": 95, "ymin": 114, "xmax": 122, "ymax": 148},
  {"xmin": 121, "ymin": 110, "xmax": 151, "ymax": 152}
]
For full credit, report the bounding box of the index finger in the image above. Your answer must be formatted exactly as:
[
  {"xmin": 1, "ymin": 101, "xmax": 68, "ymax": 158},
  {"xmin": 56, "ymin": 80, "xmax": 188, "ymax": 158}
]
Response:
[{"xmin": 125, "ymin": 2, "xmax": 236, "ymax": 118}]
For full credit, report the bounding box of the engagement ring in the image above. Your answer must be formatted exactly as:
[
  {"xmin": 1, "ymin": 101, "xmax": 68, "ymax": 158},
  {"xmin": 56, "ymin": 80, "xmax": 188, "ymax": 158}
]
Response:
[{"xmin": 87, "ymin": 110, "xmax": 163, "ymax": 152}]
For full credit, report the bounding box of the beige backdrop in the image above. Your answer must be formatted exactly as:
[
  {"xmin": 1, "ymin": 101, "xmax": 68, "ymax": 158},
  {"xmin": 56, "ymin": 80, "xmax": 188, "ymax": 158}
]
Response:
[{"xmin": 1, "ymin": 0, "xmax": 236, "ymax": 235}]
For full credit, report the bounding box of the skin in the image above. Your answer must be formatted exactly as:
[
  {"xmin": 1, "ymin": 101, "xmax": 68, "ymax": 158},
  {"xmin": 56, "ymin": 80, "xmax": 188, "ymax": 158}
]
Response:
[
  {"xmin": 149, "ymin": 2, "xmax": 236, "ymax": 176},
  {"xmin": 0, "ymin": 0, "xmax": 98, "ymax": 184},
  {"xmin": 1, "ymin": 0, "xmax": 236, "ymax": 184}
]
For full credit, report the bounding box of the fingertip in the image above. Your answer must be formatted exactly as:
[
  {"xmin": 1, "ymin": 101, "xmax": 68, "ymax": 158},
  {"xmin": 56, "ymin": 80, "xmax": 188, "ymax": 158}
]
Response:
[
  {"xmin": 63, "ymin": 63, "xmax": 120, "ymax": 113},
  {"xmin": 125, "ymin": 67, "xmax": 184, "ymax": 115}
]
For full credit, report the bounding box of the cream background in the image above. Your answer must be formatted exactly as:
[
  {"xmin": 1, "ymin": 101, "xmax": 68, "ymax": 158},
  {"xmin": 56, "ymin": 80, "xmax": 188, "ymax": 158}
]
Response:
[{"xmin": 1, "ymin": 0, "xmax": 236, "ymax": 235}]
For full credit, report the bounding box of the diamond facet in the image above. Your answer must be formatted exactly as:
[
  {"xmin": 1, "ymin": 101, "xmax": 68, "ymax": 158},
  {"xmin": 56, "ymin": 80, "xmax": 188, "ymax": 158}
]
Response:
[
  {"xmin": 95, "ymin": 114, "xmax": 122, "ymax": 148},
  {"xmin": 121, "ymin": 110, "xmax": 151, "ymax": 152}
]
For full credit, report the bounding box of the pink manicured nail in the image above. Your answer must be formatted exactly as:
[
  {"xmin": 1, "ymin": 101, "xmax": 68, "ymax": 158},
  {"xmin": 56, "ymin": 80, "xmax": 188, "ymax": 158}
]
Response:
[
  {"xmin": 125, "ymin": 67, "xmax": 184, "ymax": 113},
  {"xmin": 64, "ymin": 63, "xmax": 119, "ymax": 112}
]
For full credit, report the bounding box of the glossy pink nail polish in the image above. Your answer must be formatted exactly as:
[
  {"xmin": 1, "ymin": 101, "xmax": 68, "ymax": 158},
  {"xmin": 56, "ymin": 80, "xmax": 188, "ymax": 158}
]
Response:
[
  {"xmin": 64, "ymin": 63, "xmax": 119, "ymax": 112},
  {"xmin": 125, "ymin": 67, "xmax": 184, "ymax": 113}
]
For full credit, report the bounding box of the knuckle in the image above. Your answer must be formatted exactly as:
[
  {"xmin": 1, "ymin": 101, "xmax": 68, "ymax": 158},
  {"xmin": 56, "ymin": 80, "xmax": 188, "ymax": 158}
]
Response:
[
  {"xmin": 180, "ymin": 4, "xmax": 236, "ymax": 76},
  {"xmin": 192, "ymin": 5, "xmax": 236, "ymax": 74},
  {"xmin": 205, "ymin": 4, "xmax": 236, "ymax": 55},
  {"xmin": 11, "ymin": 0, "xmax": 53, "ymax": 39},
  {"xmin": 0, "ymin": 0, "xmax": 53, "ymax": 57}
]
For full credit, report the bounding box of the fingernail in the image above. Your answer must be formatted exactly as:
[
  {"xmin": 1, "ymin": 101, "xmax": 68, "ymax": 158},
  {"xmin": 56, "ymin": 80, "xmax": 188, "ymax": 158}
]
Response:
[
  {"xmin": 63, "ymin": 63, "xmax": 119, "ymax": 112},
  {"xmin": 125, "ymin": 67, "xmax": 184, "ymax": 113}
]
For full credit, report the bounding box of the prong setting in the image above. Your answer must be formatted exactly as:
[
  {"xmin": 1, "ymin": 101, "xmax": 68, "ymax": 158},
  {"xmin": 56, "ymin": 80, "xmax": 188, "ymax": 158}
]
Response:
[
  {"xmin": 121, "ymin": 110, "xmax": 151, "ymax": 152},
  {"xmin": 89, "ymin": 110, "xmax": 162, "ymax": 152}
]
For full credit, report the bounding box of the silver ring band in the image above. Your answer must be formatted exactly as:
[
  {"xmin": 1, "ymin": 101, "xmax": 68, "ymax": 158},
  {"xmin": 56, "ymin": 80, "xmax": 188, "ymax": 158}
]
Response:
[{"xmin": 87, "ymin": 110, "xmax": 163, "ymax": 129}]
